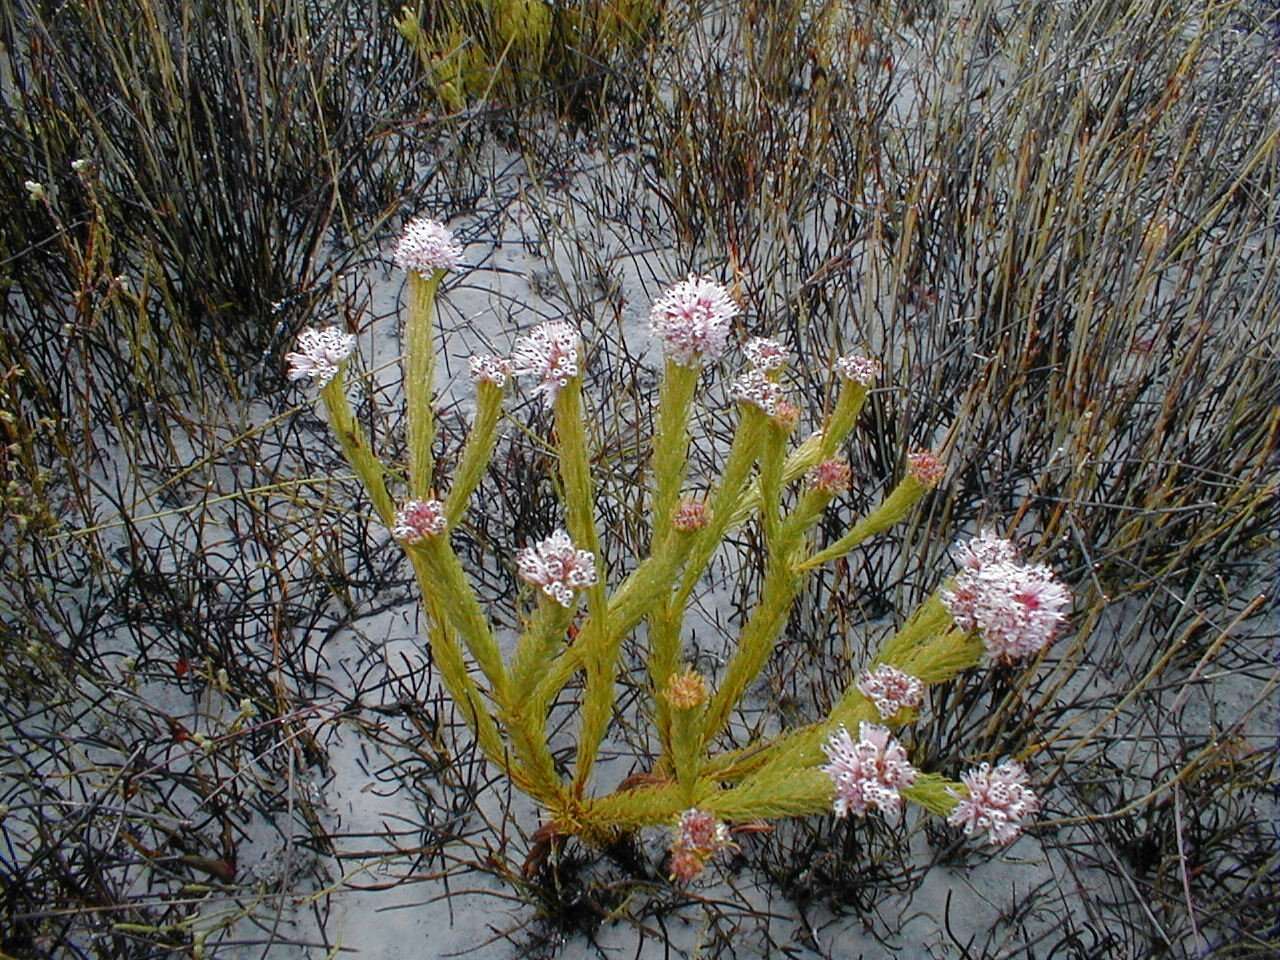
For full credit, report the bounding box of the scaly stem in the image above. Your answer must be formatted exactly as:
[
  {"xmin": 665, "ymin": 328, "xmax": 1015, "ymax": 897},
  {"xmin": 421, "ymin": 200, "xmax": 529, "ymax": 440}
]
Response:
[
  {"xmin": 444, "ymin": 379, "xmax": 504, "ymax": 528},
  {"xmin": 795, "ymin": 473, "xmax": 932, "ymax": 571},
  {"xmin": 818, "ymin": 376, "xmax": 872, "ymax": 460},
  {"xmin": 651, "ymin": 408, "xmax": 767, "ymax": 760},
  {"xmin": 319, "ymin": 370, "xmax": 395, "ymax": 526},
  {"xmin": 650, "ymin": 359, "xmax": 700, "ymax": 553},
  {"xmin": 553, "ymin": 378, "xmax": 612, "ymax": 794},
  {"xmin": 405, "ymin": 270, "xmax": 443, "ymax": 498}
]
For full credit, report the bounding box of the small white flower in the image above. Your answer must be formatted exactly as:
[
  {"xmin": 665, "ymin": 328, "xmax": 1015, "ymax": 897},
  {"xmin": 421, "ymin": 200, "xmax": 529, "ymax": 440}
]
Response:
[
  {"xmin": 730, "ymin": 368, "xmax": 784, "ymax": 415},
  {"xmin": 284, "ymin": 327, "xmax": 356, "ymax": 387},
  {"xmin": 835, "ymin": 353, "xmax": 882, "ymax": 386},
  {"xmin": 510, "ymin": 322, "xmax": 580, "ymax": 404},
  {"xmin": 649, "ymin": 275, "xmax": 738, "ymax": 366},
  {"xmin": 857, "ymin": 664, "xmax": 925, "ymax": 719},
  {"xmin": 394, "ymin": 217, "xmax": 463, "ymax": 274},
  {"xmin": 742, "ymin": 337, "xmax": 788, "ymax": 372},
  {"xmin": 821, "ymin": 722, "xmax": 918, "ymax": 818},
  {"xmin": 516, "ymin": 529, "xmax": 597, "ymax": 607},
  {"xmin": 468, "ymin": 354, "xmax": 511, "ymax": 387},
  {"xmin": 947, "ymin": 760, "xmax": 1039, "ymax": 845},
  {"xmin": 392, "ymin": 499, "xmax": 447, "ymax": 542}
]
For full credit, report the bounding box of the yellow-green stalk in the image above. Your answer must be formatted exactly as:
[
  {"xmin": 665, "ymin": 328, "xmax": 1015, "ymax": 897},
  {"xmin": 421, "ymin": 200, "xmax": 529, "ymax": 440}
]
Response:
[
  {"xmin": 405, "ymin": 270, "xmax": 443, "ymax": 499},
  {"xmin": 665, "ymin": 668, "xmax": 709, "ymax": 806},
  {"xmin": 319, "ymin": 372, "xmax": 395, "ymax": 526},
  {"xmin": 444, "ymin": 376, "xmax": 505, "ymax": 527},
  {"xmin": 403, "ymin": 549, "xmax": 508, "ymax": 770},
  {"xmin": 650, "ymin": 408, "xmax": 767, "ymax": 758},
  {"xmin": 408, "ymin": 535, "xmax": 509, "ymax": 705},
  {"xmin": 795, "ymin": 450, "xmax": 944, "ymax": 572},
  {"xmin": 552, "ymin": 375, "xmax": 614, "ymax": 792},
  {"xmin": 650, "ymin": 359, "xmax": 701, "ymax": 553}
]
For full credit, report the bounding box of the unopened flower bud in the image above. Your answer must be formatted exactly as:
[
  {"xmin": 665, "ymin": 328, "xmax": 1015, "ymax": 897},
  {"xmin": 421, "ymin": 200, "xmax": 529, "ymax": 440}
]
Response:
[
  {"xmin": 907, "ymin": 449, "xmax": 944, "ymax": 487},
  {"xmin": 808, "ymin": 458, "xmax": 852, "ymax": 495},
  {"xmin": 672, "ymin": 498, "xmax": 709, "ymax": 532},
  {"xmin": 665, "ymin": 669, "xmax": 708, "ymax": 710}
]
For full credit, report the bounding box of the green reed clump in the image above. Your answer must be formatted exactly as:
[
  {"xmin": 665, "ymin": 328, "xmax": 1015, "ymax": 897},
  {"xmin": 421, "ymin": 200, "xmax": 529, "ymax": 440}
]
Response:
[{"xmin": 394, "ymin": 0, "xmax": 664, "ymax": 113}]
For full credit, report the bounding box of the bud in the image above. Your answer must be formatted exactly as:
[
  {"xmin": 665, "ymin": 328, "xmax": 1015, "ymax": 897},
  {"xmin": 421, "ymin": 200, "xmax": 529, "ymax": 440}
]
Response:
[{"xmin": 665, "ymin": 669, "xmax": 708, "ymax": 711}]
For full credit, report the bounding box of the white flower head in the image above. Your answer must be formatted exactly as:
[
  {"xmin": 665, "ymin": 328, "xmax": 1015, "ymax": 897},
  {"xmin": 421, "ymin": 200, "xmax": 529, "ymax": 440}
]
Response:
[
  {"xmin": 392, "ymin": 499, "xmax": 447, "ymax": 542},
  {"xmin": 510, "ymin": 322, "xmax": 580, "ymax": 405},
  {"xmin": 947, "ymin": 760, "xmax": 1039, "ymax": 845},
  {"xmin": 835, "ymin": 353, "xmax": 882, "ymax": 386},
  {"xmin": 468, "ymin": 354, "xmax": 511, "ymax": 387},
  {"xmin": 742, "ymin": 336, "xmax": 788, "ymax": 372},
  {"xmin": 649, "ymin": 275, "xmax": 738, "ymax": 366},
  {"xmin": 516, "ymin": 529, "xmax": 597, "ymax": 607},
  {"xmin": 394, "ymin": 217, "xmax": 463, "ymax": 274},
  {"xmin": 285, "ymin": 326, "xmax": 356, "ymax": 387},
  {"xmin": 857, "ymin": 664, "xmax": 925, "ymax": 720},
  {"xmin": 821, "ymin": 722, "xmax": 918, "ymax": 818},
  {"xmin": 730, "ymin": 368, "xmax": 784, "ymax": 415},
  {"xmin": 942, "ymin": 533, "xmax": 1071, "ymax": 663}
]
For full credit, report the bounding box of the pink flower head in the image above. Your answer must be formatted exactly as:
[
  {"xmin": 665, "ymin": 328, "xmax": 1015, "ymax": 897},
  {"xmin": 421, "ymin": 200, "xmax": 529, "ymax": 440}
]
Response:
[
  {"xmin": 392, "ymin": 499, "xmax": 447, "ymax": 542},
  {"xmin": 954, "ymin": 530, "xmax": 1020, "ymax": 571},
  {"xmin": 808, "ymin": 458, "xmax": 853, "ymax": 495},
  {"xmin": 942, "ymin": 534, "xmax": 1071, "ymax": 663},
  {"xmin": 285, "ymin": 326, "xmax": 356, "ymax": 387},
  {"xmin": 857, "ymin": 664, "xmax": 925, "ymax": 720},
  {"xmin": 668, "ymin": 809, "xmax": 734, "ymax": 884},
  {"xmin": 468, "ymin": 354, "xmax": 511, "ymax": 387},
  {"xmin": 509, "ymin": 322, "xmax": 580, "ymax": 405},
  {"xmin": 820, "ymin": 722, "xmax": 918, "ymax": 818},
  {"xmin": 672, "ymin": 498, "xmax": 709, "ymax": 532},
  {"xmin": 947, "ymin": 760, "xmax": 1039, "ymax": 845},
  {"xmin": 835, "ymin": 353, "xmax": 882, "ymax": 386},
  {"xmin": 730, "ymin": 368, "xmax": 784, "ymax": 415},
  {"xmin": 907, "ymin": 449, "xmax": 945, "ymax": 487},
  {"xmin": 649, "ymin": 275, "xmax": 738, "ymax": 366},
  {"xmin": 393, "ymin": 217, "xmax": 463, "ymax": 274},
  {"xmin": 742, "ymin": 336, "xmax": 788, "ymax": 372},
  {"xmin": 516, "ymin": 529, "xmax": 597, "ymax": 607}
]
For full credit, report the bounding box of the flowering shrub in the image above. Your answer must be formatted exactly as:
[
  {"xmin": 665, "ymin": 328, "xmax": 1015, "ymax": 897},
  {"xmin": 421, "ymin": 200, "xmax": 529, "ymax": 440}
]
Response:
[{"xmin": 289, "ymin": 217, "xmax": 1073, "ymax": 878}]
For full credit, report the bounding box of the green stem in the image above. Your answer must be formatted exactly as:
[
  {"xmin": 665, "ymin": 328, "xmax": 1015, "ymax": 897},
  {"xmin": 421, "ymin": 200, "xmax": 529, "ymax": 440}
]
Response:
[
  {"xmin": 819, "ymin": 377, "xmax": 872, "ymax": 460},
  {"xmin": 795, "ymin": 474, "xmax": 931, "ymax": 572},
  {"xmin": 405, "ymin": 270, "xmax": 443, "ymax": 498},
  {"xmin": 319, "ymin": 370, "xmax": 395, "ymax": 526},
  {"xmin": 650, "ymin": 360, "xmax": 700, "ymax": 553},
  {"xmin": 698, "ymin": 556, "xmax": 800, "ymax": 749},
  {"xmin": 444, "ymin": 379, "xmax": 504, "ymax": 528},
  {"xmin": 553, "ymin": 378, "xmax": 614, "ymax": 793}
]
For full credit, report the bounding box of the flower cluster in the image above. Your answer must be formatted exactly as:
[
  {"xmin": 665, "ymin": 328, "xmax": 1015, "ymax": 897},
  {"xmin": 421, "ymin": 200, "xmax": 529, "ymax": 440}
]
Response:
[
  {"xmin": 941, "ymin": 532, "xmax": 1071, "ymax": 663},
  {"xmin": 808, "ymin": 458, "xmax": 853, "ymax": 495},
  {"xmin": 516, "ymin": 529, "xmax": 598, "ymax": 607},
  {"xmin": 285, "ymin": 327, "xmax": 356, "ymax": 388},
  {"xmin": 664, "ymin": 669, "xmax": 708, "ymax": 711},
  {"xmin": 392, "ymin": 499, "xmax": 447, "ymax": 542},
  {"xmin": 835, "ymin": 353, "xmax": 882, "ymax": 386},
  {"xmin": 468, "ymin": 354, "xmax": 511, "ymax": 387},
  {"xmin": 668, "ymin": 809, "xmax": 735, "ymax": 884},
  {"xmin": 510, "ymin": 322, "xmax": 580, "ymax": 405},
  {"xmin": 649, "ymin": 275, "xmax": 738, "ymax": 366},
  {"xmin": 821, "ymin": 722, "xmax": 918, "ymax": 818},
  {"xmin": 730, "ymin": 368, "xmax": 784, "ymax": 416},
  {"xmin": 394, "ymin": 217, "xmax": 463, "ymax": 274},
  {"xmin": 907, "ymin": 449, "xmax": 945, "ymax": 487},
  {"xmin": 672, "ymin": 498, "xmax": 710, "ymax": 532},
  {"xmin": 742, "ymin": 336, "xmax": 788, "ymax": 372},
  {"xmin": 947, "ymin": 760, "xmax": 1039, "ymax": 846},
  {"xmin": 857, "ymin": 664, "xmax": 925, "ymax": 720}
]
